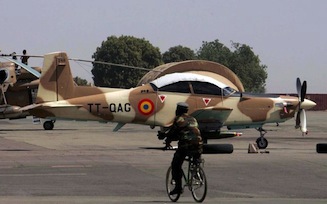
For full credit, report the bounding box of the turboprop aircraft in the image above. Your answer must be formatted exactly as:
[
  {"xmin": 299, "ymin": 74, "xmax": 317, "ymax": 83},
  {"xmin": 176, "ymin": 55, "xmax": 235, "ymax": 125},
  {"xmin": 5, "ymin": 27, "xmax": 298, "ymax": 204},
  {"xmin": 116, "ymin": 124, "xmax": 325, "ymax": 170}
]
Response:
[{"xmin": 22, "ymin": 51, "xmax": 316, "ymax": 149}]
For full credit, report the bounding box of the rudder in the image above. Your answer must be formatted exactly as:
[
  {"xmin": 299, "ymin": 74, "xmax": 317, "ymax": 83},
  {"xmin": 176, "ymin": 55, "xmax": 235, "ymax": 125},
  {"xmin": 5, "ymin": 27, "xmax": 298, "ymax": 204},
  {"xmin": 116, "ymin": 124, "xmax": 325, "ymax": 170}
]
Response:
[{"xmin": 36, "ymin": 52, "xmax": 75, "ymax": 103}]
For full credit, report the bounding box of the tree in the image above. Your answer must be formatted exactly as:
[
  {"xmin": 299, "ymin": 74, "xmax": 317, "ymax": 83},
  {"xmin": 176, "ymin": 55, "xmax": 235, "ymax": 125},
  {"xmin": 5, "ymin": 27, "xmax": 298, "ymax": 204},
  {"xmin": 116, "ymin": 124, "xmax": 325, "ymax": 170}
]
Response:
[
  {"xmin": 196, "ymin": 40, "xmax": 267, "ymax": 93},
  {"xmin": 91, "ymin": 35, "xmax": 162, "ymax": 88},
  {"xmin": 73, "ymin": 76, "xmax": 90, "ymax": 86},
  {"xmin": 196, "ymin": 39, "xmax": 232, "ymax": 66},
  {"xmin": 229, "ymin": 42, "xmax": 267, "ymax": 93},
  {"xmin": 162, "ymin": 45, "xmax": 196, "ymax": 63}
]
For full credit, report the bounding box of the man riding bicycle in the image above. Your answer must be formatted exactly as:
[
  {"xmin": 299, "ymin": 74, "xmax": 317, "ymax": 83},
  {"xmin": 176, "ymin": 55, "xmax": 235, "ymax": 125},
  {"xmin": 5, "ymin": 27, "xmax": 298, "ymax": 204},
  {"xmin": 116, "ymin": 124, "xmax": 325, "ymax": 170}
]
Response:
[{"xmin": 163, "ymin": 102, "xmax": 203, "ymax": 195}]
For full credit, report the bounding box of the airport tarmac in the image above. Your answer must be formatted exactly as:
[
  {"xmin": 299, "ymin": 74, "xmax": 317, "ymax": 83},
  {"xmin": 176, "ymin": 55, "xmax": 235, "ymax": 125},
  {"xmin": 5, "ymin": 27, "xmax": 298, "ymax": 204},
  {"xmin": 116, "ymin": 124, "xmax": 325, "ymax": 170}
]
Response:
[{"xmin": 0, "ymin": 111, "xmax": 326, "ymax": 203}]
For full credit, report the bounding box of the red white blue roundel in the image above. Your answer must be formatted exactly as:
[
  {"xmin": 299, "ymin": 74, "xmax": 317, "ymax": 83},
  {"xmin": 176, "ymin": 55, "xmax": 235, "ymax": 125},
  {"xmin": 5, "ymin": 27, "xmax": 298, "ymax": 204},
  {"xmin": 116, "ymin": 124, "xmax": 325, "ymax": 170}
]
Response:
[{"xmin": 138, "ymin": 99, "xmax": 154, "ymax": 115}]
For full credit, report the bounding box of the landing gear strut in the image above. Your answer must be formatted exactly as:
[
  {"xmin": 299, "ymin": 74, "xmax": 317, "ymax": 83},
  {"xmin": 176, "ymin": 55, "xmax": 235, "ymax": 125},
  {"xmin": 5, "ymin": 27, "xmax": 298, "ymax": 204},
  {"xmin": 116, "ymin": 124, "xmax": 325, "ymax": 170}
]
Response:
[{"xmin": 256, "ymin": 127, "xmax": 268, "ymax": 149}]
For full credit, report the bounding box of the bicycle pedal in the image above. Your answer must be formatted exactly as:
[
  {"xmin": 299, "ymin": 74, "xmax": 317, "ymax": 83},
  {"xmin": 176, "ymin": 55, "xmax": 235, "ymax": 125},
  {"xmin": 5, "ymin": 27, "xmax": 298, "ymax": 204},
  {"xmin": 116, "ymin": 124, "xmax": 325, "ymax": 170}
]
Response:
[{"xmin": 169, "ymin": 188, "xmax": 183, "ymax": 195}]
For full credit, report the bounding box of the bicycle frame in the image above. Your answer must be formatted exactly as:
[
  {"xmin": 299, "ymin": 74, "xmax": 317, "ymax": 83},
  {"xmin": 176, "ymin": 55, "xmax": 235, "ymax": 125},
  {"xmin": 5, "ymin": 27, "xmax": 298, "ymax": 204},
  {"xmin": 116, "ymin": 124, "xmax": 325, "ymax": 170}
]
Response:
[
  {"xmin": 182, "ymin": 157, "xmax": 199, "ymax": 190},
  {"xmin": 182, "ymin": 156, "xmax": 204, "ymax": 189},
  {"xmin": 166, "ymin": 156, "xmax": 207, "ymax": 202}
]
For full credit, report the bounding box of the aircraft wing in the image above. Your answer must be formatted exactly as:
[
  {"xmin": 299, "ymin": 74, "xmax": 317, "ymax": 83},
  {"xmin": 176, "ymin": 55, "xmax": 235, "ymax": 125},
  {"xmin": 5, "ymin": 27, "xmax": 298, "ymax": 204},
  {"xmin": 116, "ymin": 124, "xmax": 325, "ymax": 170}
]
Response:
[
  {"xmin": 1, "ymin": 57, "xmax": 41, "ymax": 78},
  {"xmin": 191, "ymin": 106, "xmax": 233, "ymax": 132}
]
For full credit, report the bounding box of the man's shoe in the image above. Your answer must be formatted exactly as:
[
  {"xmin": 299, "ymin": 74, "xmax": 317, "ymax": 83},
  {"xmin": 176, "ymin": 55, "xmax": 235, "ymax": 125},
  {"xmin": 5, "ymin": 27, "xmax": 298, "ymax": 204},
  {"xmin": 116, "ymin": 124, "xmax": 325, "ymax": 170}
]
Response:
[{"xmin": 169, "ymin": 187, "xmax": 183, "ymax": 195}]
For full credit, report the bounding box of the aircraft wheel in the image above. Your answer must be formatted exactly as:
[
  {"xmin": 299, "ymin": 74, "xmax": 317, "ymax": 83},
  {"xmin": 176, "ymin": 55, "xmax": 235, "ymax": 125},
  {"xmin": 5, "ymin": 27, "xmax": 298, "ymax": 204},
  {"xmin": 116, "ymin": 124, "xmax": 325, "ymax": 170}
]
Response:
[
  {"xmin": 43, "ymin": 121, "xmax": 54, "ymax": 130},
  {"xmin": 256, "ymin": 137, "xmax": 268, "ymax": 149}
]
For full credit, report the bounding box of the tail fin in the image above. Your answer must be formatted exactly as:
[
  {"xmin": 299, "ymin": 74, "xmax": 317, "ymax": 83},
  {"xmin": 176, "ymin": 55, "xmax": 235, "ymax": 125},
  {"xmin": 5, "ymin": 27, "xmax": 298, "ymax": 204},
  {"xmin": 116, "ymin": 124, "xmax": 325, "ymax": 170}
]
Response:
[{"xmin": 36, "ymin": 52, "xmax": 75, "ymax": 103}]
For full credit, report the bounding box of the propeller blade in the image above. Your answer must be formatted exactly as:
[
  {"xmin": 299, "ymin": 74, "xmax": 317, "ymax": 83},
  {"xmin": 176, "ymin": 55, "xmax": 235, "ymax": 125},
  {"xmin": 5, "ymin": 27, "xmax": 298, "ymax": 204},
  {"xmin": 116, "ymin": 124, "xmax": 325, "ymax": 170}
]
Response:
[
  {"xmin": 295, "ymin": 78, "xmax": 302, "ymax": 129},
  {"xmin": 300, "ymin": 109, "xmax": 307, "ymax": 134},
  {"xmin": 295, "ymin": 110, "xmax": 301, "ymax": 129},
  {"xmin": 301, "ymin": 81, "xmax": 307, "ymax": 102},
  {"xmin": 296, "ymin": 78, "xmax": 301, "ymax": 100}
]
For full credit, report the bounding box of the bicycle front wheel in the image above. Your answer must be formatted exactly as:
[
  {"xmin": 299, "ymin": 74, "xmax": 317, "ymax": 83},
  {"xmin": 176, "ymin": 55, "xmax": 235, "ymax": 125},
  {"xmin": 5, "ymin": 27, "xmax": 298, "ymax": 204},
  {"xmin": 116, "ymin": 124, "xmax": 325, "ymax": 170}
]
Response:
[
  {"xmin": 166, "ymin": 166, "xmax": 181, "ymax": 202},
  {"xmin": 191, "ymin": 166, "xmax": 207, "ymax": 202}
]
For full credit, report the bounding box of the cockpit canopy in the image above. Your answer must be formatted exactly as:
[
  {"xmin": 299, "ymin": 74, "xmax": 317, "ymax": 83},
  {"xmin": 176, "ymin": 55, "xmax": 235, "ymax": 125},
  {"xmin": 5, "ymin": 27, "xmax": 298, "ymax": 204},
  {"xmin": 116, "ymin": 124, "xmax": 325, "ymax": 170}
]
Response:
[{"xmin": 150, "ymin": 73, "xmax": 238, "ymax": 96}]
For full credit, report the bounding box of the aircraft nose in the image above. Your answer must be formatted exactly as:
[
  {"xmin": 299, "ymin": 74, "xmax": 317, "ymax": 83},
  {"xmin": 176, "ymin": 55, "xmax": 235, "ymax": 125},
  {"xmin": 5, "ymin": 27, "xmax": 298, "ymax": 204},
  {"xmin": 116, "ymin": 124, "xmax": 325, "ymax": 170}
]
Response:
[{"xmin": 301, "ymin": 99, "xmax": 316, "ymax": 110}]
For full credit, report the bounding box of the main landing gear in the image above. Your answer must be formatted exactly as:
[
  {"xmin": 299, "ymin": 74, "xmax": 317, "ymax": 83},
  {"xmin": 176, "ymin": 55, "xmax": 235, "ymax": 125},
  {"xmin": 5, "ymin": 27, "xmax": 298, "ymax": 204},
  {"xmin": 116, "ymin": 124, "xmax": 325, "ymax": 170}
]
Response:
[
  {"xmin": 256, "ymin": 127, "xmax": 268, "ymax": 149},
  {"xmin": 43, "ymin": 120, "xmax": 55, "ymax": 130}
]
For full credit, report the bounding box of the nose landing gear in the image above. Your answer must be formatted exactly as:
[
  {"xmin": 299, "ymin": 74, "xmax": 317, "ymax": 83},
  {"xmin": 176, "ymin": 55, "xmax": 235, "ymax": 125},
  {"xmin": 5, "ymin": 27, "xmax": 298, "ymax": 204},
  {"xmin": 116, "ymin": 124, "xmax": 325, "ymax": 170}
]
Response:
[{"xmin": 256, "ymin": 127, "xmax": 268, "ymax": 149}]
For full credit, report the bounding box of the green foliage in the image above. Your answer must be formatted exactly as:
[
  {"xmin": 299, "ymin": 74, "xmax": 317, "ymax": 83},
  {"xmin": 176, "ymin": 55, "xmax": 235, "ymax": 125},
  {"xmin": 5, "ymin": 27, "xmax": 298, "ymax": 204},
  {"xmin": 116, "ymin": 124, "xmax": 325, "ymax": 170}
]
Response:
[
  {"xmin": 91, "ymin": 35, "xmax": 267, "ymax": 92},
  {"xmin": 197, "ymin": 40, "xmax": 267, "ymax": 93},
  {"xmin": 196, "ymin": 40, "xmax": 232, "ymax": 66},
  {"xmin": 229, "ymin": 42, "xmax": 267, "ymax": 93},
  {"xmin": 73, "ymin": 76, "xmax": 90, "ymax": 86},
  {"xmin": 162, "ymin": 45, "xmax": 196, "ymax": 63},
  {"xmin": 91, "ymin": 35, "xmax": 162, "ymax": 88}
]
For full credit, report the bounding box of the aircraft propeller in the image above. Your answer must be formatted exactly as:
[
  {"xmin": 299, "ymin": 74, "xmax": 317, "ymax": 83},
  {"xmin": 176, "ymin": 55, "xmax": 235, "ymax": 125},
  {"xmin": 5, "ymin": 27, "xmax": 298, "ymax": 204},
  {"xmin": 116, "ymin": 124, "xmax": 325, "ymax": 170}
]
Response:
[{"xmin": 295, "ymin": 78, "xmax": 308, "ymax": 134}]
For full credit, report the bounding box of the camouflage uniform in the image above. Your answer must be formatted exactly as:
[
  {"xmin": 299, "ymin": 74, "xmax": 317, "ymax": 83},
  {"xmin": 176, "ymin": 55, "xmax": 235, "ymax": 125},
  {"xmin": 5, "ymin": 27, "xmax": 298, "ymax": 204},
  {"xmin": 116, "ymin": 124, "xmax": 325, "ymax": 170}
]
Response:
[
  {"xmin": 165, "ymin": 102, "xmax": 203, "ymax": 194},
  {"xmin": 165, "ymin": 113, "xmax": 203, "ymax": 153}
]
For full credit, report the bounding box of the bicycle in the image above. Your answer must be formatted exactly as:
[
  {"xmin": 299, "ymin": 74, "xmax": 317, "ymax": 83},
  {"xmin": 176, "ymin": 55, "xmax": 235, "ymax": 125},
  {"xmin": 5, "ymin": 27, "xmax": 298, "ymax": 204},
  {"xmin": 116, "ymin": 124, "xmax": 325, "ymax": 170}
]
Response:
[{"xmin": 166, "ymin": 156, "xmax": 207, "ymax": 202}]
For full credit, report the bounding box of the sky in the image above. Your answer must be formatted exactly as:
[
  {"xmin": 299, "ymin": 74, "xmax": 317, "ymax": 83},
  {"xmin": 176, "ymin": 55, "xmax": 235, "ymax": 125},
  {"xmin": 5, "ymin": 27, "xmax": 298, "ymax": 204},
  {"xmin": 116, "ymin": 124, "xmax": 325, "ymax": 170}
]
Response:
[{"xmin": 1, "ymin": 0, "xmax": 326, "ymax": 93}]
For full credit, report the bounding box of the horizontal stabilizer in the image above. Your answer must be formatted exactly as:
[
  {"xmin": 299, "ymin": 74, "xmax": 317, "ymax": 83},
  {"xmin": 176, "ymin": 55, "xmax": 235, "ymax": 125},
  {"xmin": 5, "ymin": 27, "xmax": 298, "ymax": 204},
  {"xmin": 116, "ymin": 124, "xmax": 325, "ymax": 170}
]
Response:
[{"xmin": 20, "ymin": 103, "xmax": 82, "ymax": 111}]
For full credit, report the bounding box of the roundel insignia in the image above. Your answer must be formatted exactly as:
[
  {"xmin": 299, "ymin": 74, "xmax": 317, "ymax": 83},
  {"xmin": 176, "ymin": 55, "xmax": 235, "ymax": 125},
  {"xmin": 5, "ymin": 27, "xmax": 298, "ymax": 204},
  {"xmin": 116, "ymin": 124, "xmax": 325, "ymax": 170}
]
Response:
[{"xmin": 138, "ymin": 99, "xmax": 154, "ymax": 115}]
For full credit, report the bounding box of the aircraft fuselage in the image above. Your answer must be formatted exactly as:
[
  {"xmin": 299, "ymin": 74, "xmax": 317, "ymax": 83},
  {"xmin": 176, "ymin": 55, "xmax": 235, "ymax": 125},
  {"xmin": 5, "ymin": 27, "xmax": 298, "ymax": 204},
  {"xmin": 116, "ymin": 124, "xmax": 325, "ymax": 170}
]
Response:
[{"xmin": 30, "ymin": 84, "xmax": 315, "ymax": 132}]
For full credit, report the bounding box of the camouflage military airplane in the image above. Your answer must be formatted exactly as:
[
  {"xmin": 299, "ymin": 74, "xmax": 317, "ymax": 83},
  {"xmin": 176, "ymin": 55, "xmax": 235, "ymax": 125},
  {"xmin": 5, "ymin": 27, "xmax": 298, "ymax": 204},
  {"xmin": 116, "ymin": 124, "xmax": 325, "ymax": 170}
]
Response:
[
  {"xmin": 22, "ymin": 51, "xmax": 316, "ymax": 149},
  {"xmin": 0, "ymin": 56, "xmax": 40, "ymax": 120}
]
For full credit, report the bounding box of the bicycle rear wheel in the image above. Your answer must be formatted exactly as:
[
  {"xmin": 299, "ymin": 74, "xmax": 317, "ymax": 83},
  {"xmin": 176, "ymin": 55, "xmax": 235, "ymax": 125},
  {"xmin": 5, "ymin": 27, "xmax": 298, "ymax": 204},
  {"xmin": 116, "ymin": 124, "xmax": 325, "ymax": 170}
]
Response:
[
  {"xmin": 166, "ymin": 166, "xmax": 181, "ymax": 202},
  {"xmin": 191, "ymin": 166, "xmax": 207, "ymax": 202}
]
